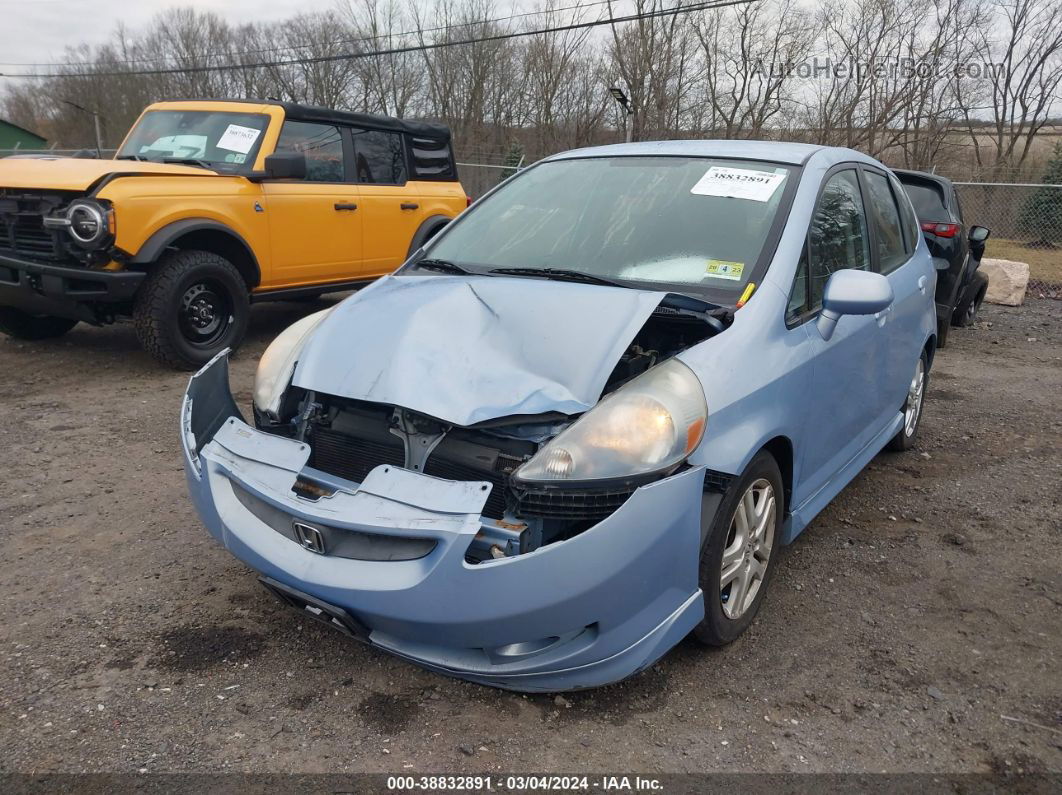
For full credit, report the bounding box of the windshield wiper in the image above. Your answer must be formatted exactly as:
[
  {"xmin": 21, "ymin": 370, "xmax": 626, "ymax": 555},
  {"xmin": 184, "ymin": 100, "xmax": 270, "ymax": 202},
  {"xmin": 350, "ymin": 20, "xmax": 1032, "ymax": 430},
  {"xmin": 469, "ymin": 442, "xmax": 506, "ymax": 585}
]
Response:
[
  {"xmin": 115, "ymin": 154, "xmax": 146, "ymax": 161},
  {"xmin": 412, "ymin": 258, "xmax": 474, "ymax": 275},
  {"xmin": 488, "ymin": 267, "xmax": 628, "ymax": 288},
  {"xmin": 162, "ymin": 157, "xmax": 214, "ymax": 169}
]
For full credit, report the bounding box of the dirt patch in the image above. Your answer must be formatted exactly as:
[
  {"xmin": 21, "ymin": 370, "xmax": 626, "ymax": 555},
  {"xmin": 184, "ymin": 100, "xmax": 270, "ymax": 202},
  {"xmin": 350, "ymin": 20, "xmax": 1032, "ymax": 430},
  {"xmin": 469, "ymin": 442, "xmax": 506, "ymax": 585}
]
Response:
[
  {"xmin": 357, "ymin": 692, "xmax": 423, "ymax": 735},
  {"xmin": 149, "ymin": 625, "xmax": 264, "ymax": 672}
]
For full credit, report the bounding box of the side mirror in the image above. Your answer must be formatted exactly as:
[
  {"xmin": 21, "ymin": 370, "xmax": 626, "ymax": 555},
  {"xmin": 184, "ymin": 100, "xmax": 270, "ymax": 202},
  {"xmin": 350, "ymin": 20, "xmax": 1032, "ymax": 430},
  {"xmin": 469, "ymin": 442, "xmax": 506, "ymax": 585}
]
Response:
[
  {"xmin": 250, "ymin": 152, "xmax": 307, "ymax": 182},
  {"xmin": 817, "ymin": 269, "xmax": 894, "ymax": 341},
  {"xmin": 969, "ymin": 225, "xmax": 990, "ymax": 244}
]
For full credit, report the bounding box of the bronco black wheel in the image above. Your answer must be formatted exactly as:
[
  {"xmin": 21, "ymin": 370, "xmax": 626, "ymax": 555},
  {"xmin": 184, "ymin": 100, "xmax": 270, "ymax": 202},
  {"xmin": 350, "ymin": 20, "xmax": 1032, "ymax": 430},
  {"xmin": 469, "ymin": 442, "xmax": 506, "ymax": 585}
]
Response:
[
  {"xmin": 133, "ymin": 249, "xmax": 249, "ymax": 370},
  {"xmin": 0, "ymin": 307, "xmax": 78, "ymax": 340}
]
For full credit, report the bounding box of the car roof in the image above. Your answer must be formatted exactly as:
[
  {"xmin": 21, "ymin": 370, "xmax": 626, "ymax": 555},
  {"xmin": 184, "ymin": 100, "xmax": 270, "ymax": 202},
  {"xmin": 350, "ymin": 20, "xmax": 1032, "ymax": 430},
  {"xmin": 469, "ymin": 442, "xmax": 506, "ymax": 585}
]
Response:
[
  {"xmin": 154, "ymin": 98, "xmax": 452, "ymax": 141},
  {"xmin": 542, "ymin": 139, "xmax": 882, "ymax": 167}
]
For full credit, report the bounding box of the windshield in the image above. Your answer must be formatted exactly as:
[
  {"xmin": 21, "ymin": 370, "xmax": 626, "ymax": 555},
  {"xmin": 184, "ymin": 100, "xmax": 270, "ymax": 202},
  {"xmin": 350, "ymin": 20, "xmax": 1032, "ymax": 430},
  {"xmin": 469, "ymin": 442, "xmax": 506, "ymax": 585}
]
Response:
[
  {"xmin": 117, "ymin": 110, "xmax": 270, "ymax": 170},
  {"xmin": 426, "ymin": 156, "xmax": 794, "ymax": 298}
]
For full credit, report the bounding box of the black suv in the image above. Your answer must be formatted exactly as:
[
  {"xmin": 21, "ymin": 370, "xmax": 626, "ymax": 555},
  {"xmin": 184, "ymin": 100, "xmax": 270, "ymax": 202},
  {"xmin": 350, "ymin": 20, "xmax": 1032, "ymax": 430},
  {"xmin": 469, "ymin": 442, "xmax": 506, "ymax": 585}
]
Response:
[{"xmin": 894, "ymin": 170, "xmax": 990, "ymax": 346}]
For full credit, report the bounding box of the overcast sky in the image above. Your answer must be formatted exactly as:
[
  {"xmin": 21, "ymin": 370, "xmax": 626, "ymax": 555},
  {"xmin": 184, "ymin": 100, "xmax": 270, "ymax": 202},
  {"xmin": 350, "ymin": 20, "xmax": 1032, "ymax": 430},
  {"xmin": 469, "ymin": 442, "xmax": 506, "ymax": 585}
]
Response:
[{"xmin": 0, "ymin": 0, "xmax": 334, "ymax": 83}]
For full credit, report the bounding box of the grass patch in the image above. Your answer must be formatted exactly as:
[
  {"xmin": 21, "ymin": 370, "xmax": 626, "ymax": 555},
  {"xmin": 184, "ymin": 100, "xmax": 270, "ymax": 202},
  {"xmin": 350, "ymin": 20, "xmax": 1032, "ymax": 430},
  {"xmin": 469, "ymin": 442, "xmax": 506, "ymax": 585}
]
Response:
[{"xmin": 987, "ymin": 238, "xmax": 1062, "ymax": 283}]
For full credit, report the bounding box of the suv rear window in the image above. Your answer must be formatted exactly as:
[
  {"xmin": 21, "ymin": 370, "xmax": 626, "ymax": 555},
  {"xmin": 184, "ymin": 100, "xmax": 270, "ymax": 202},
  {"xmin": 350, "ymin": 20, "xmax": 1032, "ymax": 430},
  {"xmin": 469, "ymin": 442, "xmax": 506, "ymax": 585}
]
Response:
[{"xmin": 900, "ymin": 179, "xmax": 949, "ymax": 223}]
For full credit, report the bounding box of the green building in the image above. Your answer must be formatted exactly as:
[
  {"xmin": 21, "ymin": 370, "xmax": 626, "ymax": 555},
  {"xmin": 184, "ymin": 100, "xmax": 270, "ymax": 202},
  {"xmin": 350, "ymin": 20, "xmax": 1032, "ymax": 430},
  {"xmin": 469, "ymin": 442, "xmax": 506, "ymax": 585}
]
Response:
[{"xmin": 0, "ymin": 118, "xmax": 47, "ymax": 150}]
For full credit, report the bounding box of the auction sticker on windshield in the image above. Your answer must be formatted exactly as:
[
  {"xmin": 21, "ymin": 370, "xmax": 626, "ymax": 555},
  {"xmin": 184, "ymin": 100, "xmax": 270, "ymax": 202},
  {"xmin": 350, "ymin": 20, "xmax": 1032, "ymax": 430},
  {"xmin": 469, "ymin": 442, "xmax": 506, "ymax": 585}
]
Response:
[
  {"xmin": 705, "ymin": 259, "xmax": 745, "ymax": 280},
  {"xmin": 217, "ymin": 124, "xmax": 261, "ymax": 154},
  {"xmin": 691, "ymin": 166, "xmax": 785, "ymax": 202}
]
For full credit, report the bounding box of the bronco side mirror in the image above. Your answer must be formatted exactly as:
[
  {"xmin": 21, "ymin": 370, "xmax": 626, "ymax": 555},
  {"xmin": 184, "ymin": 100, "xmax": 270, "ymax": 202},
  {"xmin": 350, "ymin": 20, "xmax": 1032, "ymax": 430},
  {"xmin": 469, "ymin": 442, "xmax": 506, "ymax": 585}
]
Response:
[
  {"xmin": 817, "ymin": 270, "xmax": 894, "ymax": 341},
  {"xmin": 249, "ymin": 152, "xmax": 307, "ymax": 182},
  {"xmin": 969, "ymin": 225, "xmax": 990, "ymax": 244}
]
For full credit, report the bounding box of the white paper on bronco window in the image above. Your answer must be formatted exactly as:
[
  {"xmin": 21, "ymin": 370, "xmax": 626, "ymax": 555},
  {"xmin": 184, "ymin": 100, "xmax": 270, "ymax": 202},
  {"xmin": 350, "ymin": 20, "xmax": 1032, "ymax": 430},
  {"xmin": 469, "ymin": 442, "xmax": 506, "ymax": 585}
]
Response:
[
  {"xmin": 216, "ymin": 124, "xmax": 261, "ymax": 154},
  {"xmin": 690, "ymin": 167, "xmax": 785, "ymax": 202}
]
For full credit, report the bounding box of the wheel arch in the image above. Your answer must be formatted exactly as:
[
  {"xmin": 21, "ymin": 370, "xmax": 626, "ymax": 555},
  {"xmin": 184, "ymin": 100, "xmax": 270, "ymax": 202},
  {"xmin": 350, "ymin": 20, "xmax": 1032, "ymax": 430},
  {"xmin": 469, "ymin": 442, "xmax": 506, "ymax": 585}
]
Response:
[
  {"xmin": 131, "ymin": 219, "xmax": 261, "ymax": 289},
  {"xmin": 406, "ymin": 214, "xmax": 454, "ymax": 259},
  {"xmin": 759, "ymin": 435, "xmax": 794, "ymax": 513}
]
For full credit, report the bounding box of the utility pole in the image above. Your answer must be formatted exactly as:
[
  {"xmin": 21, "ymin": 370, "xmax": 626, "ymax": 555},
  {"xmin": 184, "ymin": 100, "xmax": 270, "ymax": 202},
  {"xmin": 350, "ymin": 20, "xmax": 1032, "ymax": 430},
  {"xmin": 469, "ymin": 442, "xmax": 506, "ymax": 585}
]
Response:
[
  {"xmin": 61, "ymin": 99, "xmax": 103, "ymax": 157},
  {"xmin": 609, "ymin": 87, "xmax": 635, "ymax": 143}
]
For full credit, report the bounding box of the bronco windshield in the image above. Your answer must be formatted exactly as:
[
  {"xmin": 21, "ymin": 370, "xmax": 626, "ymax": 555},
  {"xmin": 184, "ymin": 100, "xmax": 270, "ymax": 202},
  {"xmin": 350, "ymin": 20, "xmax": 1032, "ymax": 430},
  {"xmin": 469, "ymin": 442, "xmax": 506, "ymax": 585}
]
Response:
[
  {"xmin": 425, "ymin": 156, "xmax": 796, "ymax": 301},
  {"xmin": 117, "ymin": 110, "xmax": 270, "ymax": 171}
]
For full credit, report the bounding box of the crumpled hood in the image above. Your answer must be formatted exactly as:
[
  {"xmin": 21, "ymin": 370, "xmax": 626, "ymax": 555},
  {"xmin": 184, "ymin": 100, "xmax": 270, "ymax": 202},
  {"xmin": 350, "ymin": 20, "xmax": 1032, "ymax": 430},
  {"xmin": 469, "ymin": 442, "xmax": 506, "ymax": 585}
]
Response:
[
  {"xmin": 0, "ymin": 156, "xmax": 214, "ymax": 191},
  {"xmin": 293, "ymin": 274, "xmax": 668, "ymax": 426}
]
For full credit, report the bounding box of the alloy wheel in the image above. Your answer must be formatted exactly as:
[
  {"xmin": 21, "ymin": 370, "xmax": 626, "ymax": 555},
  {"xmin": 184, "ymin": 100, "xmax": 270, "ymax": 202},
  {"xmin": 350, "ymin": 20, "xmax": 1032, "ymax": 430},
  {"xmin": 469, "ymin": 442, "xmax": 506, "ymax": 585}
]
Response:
[
  {"xmin": 904, "ymin": 358, "xmax": 926, "ymax": 437},
  {"xmin": 720, "ymin": 478, "xmax": 776, "ymax": 620}
]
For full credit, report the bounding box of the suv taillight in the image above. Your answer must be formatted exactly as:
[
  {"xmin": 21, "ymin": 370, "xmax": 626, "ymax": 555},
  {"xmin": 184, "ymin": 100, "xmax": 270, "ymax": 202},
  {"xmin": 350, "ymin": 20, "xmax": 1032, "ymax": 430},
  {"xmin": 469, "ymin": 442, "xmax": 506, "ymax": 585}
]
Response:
[{"xmin": 921, "ymin": 222, "xmax": 959, "ymax": 238}]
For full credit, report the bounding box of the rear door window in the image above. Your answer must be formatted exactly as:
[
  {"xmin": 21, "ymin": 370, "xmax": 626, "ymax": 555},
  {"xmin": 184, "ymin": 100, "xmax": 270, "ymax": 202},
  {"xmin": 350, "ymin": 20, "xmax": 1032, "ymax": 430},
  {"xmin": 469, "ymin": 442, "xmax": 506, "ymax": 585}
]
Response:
[
  {"xmin": 864, "ymin": 171, "xmax": 908, "ymax": 274},
  {"xmin": 352, "ymin": 129, "xmax": 407, "ymax": 185}
]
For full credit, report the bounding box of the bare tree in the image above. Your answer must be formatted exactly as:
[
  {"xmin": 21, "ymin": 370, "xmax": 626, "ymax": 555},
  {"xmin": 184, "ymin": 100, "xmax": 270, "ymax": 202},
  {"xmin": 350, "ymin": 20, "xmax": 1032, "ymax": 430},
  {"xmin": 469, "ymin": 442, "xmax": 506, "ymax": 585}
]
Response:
[
  {"xmin": 956, "ymin": 0, "xmax": 1062, "ymax": 175},
  {"xmin": 695, "ymin": 0, "xmax": 815, "ymax": 139}
]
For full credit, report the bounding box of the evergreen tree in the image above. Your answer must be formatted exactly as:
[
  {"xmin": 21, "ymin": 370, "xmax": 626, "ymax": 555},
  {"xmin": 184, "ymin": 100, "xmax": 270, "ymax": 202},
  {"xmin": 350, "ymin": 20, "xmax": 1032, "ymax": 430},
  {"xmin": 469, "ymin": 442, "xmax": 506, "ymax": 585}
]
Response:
[
  {"xmin": 1019, "ymin": 142, "xmax": 1062, "ymax": 246},
  {"xmin": 502, "ymin": 142, "xmax": 525, "ymax": 180}
]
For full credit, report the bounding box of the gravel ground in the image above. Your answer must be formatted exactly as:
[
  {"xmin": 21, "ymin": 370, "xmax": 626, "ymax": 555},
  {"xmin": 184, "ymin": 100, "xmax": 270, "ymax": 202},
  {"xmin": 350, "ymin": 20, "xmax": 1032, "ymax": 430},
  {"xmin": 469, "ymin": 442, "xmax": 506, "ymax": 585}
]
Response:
[{"xmin": 0, "ymin": 297, "xmax": 1059, "ymax": 776}]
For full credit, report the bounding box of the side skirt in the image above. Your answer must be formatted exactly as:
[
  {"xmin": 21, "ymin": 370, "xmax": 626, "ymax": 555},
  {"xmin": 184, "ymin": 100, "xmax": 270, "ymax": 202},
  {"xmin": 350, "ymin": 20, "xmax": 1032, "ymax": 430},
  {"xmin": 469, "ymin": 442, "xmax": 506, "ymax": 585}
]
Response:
[{"xmin": 782, "ymin": 412, "xmax": 905, "ymax": 545}]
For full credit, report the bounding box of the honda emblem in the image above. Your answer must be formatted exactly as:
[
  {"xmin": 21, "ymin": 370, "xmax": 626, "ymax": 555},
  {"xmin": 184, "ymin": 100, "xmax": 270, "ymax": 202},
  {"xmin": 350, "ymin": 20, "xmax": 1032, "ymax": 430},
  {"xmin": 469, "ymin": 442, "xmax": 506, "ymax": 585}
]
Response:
[{"xmin": 293, "ymin": 522, "xmax": 326, "ymax": 554}]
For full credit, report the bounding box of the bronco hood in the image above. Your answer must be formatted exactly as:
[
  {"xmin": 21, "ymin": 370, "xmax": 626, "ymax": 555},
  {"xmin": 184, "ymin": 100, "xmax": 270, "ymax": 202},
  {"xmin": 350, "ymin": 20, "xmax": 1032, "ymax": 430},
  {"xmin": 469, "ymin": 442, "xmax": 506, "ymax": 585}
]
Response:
[
  {"xmin": 0, "ymin": 156, "xmax": 215, "ymax": 191},
  {"xmin": 292, "ymin": 274, "xmax": 669, "ymax": 426}
]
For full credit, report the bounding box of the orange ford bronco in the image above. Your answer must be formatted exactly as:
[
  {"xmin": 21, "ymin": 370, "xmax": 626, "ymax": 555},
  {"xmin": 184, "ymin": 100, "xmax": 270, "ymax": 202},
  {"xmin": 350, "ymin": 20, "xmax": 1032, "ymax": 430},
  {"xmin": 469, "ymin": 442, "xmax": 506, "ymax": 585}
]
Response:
[{"xmin": 0, "ymin": 99, "xmax": 467, "ymax": 368}]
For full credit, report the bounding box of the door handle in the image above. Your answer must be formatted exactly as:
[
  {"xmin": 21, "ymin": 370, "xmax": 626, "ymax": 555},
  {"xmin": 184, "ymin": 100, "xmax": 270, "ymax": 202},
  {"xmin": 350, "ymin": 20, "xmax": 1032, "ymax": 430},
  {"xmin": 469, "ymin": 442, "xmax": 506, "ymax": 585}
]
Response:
[
  {"xmin": 917, "ymin": 275, "xmax": 928, "ymax": 294},
  {"xmin": 400, "ymin": 202, "xmax": 419, "ymax": 210},
  {"xmin": 334, "ymin": 202, "xmax": 358, "ymax": 211}
]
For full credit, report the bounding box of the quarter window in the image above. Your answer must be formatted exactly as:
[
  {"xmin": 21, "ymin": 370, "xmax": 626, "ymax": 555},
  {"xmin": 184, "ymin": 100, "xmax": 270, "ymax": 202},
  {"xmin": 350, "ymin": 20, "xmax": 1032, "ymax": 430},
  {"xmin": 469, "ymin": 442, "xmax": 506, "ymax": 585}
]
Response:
[
  {"xmin": 789, "ymin": 169, "xmax": 871, "ymax": 319},
  {"xmin": 275, "ymin": 121, "xmax": 345, "ymax": 182},
  {"xmin": 352, "ymin": 129, "xmax": 407, "ymax": 185},
  {"xmin": 865, "ymin": 171, "xmax": 908, "ymax": 273}
]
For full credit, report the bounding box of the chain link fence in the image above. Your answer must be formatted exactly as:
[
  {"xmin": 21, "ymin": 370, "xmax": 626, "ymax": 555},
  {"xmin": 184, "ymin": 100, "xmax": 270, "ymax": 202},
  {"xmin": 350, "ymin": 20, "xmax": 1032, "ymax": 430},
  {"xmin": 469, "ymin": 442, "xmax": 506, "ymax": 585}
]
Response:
[
  {"xmin": 4, "ymin": 147, "xmax": 1058, "ymax": 297},
  {"xmin": 954, "ymin": 182, "xmax": 1062, "ymax": 298}
]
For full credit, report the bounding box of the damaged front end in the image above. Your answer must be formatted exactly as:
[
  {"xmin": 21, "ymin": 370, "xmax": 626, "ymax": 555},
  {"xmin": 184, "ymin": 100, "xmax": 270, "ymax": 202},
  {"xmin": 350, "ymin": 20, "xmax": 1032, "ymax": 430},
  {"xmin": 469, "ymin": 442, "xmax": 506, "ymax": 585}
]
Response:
[{"xmin": 180, "ymin": 276, "xmax": 730, "ymax": 690}]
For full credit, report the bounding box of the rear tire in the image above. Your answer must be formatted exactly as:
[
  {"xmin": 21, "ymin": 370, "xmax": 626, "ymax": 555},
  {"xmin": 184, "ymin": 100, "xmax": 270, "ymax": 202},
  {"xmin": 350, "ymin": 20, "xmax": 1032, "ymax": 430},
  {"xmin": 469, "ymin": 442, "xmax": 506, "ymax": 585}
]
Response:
[
  {"xmin": 694, "ymin": 450, "xmax": 784, "ymax": 646},
  {"xmin": 953, "ymin": 273, "xmax": 987, "ymax": 327},
  {"xmin": 886, "ymin": 351, "xmax": 928, "ymax": 452},
  {"xmin": 133, "ymin": 249, "xmax": 249, "ymax": 370},
  {"xmin": 0, "ymin": 308, "xmax": 78, "ymax": 340},
  {"xmin": 936, "ymin": 316, "xmax": 950, "ymax": 348}
]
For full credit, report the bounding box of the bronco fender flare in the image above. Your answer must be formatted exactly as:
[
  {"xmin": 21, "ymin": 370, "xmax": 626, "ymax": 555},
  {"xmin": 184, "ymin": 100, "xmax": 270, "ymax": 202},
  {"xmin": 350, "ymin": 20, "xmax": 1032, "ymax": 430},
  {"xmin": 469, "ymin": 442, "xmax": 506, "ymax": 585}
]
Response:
[
  {"xmin": 406, "ymin": 214, "xmax": 454, "ymax": 259},
  {"xmin": 129, "ymin": 219, "xmax": 261, "ymax": 287}
]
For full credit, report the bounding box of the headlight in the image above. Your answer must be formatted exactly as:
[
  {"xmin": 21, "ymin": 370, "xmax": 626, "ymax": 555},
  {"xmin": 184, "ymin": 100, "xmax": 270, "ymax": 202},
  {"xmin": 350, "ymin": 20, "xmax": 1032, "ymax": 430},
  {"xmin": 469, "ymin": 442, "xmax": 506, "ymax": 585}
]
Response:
[
  {"xmin": 513, "ymin": 358, "xmax": 707, "ymax": 485},
  {"xmin": 253, "ymin": 309, "xmax": 332, "ymax": 419},
  {"xmin": 44, "ymin": 200, "xmax": 114, "ymax": 247}
]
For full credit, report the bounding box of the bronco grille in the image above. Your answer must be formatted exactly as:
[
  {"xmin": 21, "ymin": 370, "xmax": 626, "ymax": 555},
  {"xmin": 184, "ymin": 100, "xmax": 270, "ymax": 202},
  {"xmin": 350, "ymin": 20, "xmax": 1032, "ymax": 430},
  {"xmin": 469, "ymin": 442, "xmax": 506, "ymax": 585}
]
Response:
[{"xmin": 0, "ymin": 190, "xmax": 78, "ymax": 261}]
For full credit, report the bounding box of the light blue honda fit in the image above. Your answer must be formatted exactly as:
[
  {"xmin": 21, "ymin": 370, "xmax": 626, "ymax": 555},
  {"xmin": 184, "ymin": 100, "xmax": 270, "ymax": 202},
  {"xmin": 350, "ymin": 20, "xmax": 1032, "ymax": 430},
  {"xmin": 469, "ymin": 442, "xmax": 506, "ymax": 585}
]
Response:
[{"xmin": 181, "ymin": 140, "xmax": 936, "ymax": 692}]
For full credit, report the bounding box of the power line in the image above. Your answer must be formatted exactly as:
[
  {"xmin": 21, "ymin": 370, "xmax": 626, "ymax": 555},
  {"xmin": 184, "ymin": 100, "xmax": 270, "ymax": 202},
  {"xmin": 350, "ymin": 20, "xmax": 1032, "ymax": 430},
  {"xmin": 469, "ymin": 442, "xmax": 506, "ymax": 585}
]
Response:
[
  {"xmin": 0, "ymin": 0, "xmax": 755, "ymax": 79},
  {"xmin": 0, "ymin": 0, "xmax": 617, "ymax": 69}
]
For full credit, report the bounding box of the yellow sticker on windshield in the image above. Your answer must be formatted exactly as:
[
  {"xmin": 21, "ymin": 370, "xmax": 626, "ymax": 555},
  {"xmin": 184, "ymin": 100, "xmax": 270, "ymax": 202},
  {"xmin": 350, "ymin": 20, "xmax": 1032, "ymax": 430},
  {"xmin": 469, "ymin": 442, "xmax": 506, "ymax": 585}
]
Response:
[{"xmin": 705, "ymin": 260, "xmax": 745, "ymax": 281}]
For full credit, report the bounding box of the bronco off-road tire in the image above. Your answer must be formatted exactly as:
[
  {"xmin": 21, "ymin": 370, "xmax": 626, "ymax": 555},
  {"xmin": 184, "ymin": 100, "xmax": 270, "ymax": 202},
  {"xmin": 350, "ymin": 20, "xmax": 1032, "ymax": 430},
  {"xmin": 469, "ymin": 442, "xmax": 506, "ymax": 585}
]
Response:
[
  {"xmin": 0, "ymin": 308, "xmax": 78, "ymax": 340},
  {"xmin": 132, "ymin": 249, "xmax": 249, "ymax": 370}
]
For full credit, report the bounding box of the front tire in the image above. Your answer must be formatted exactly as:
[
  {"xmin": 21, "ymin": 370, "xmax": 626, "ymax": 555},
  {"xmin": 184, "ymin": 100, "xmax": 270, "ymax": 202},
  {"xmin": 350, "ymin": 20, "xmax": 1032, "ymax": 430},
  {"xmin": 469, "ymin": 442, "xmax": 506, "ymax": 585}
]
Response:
[
  {"xmin": 133, "ymin": 250, "xmax": 250, "ymax": 370},
  {"xmin": 694, "ymin": 450, "xmax": 784, "ymax": 646},
  {"xmin": 0, "ymin": 308, "xmax": 78, "ymax": 340},
  {"xmin": 886, "ymin": 351, "xmax": 928, "ymax": 452}
]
